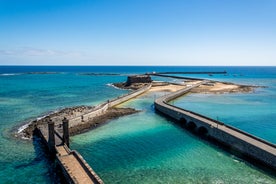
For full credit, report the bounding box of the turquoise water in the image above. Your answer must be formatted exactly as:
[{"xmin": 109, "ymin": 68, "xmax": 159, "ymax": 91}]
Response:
[
  {"xmin": 171, "ymin": 72, "xmax": 276, "ymax": 144},
  {"xmin": 0, "ymin": 66, "xmax": 275, "ymax": 183},
  {"xmin": 72, "ymin": 92, "xmax": 276, "ymax": 183},
  {"xmin": 0, "ymin": 71, "xmax": 127, "ymax": 183}
]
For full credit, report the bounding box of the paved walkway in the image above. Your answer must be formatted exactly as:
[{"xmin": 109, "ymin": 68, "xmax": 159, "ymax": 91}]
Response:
[
  {"xmin": 37, "ymin": 124, "xmax": 103, "ymax": 184},
  {"xmin": 56, "ymin": 146, "xmax": 96, "ymax": 184},
  {"xmin": 161, "ymin": 102, "xmax": 276, "ymax": 155},
  {"xmin": 155, "ymin": 81, "xmax": 276, "ymax": 170}
]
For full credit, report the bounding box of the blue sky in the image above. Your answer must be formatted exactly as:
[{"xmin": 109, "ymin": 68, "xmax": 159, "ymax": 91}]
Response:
[{"xmin": 0, "ymin": 0, "xmax": 275, "ymax": 66}]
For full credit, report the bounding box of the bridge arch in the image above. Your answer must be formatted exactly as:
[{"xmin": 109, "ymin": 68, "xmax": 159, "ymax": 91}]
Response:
[
  {"xmin": 179, "ymin": 118, "xmax": 187, "ymax": 126},
  {"xmin": 197, "ymin": 126, "xmax": 208, "ymax": 136},
  {"xmin": 187, "ymin": 121, "xmax": 197, "ymax": 130}
]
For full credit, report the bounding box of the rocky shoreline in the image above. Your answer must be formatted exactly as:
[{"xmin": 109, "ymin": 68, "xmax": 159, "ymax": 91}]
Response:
[
  {"xmin": 18, "ymin": 105, "xmax": 94, "ymax": 139},
  {"xmin": 148, "ymin": 80, "xmax": 263, "ymax": 94},
  {"xmin": 18, "ymin": 77, "xmax": 262, "ymax": 140},
  {"xmin": 18, "ymin": 76, "xmax": 150, "ymax": 140},
  {"xmin": 191, "ymin": 81, "xmax": 265, "ymax": 94},
  {"xmin": 19, "ymin": 105, "xmax": 139, "ymax": 139},
  {"xmin": 113, "ymin": 82, "xmax": 150, "ymax": 90},
  {"xmin": 69, "ymin": 107, "xmax": 139, "ymax": 136}
]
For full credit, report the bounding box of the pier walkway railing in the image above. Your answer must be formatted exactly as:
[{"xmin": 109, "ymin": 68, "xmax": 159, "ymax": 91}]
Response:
[
  {"xmin": 35, "ymin": 121, "xmax": 104, "ymax": 184},
  {"xmin": 35, "ymin": 83, "xmax": 152, "ymax": 183},
  {"xmin": 56, "ymin": 145, "xmax": 103, "ymax": 184}
]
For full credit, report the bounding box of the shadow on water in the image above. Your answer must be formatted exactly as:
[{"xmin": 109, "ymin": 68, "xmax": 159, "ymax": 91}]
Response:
[
  {"xmin": 14, "ymin": 134, "xmax": 66, "ymax": 183},
  {"xmin": 154, "ymin": 110, "xmax": 276, "ymax": 178}
]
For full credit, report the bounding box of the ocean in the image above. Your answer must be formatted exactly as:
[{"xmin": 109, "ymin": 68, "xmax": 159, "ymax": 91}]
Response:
[{"xmin": 0, "ymin": 66, "xmax": 275, "ymax": 183}]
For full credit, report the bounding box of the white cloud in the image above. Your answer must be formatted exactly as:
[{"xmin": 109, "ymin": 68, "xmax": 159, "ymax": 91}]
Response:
[{"xmin": 0, "ymin": 47, "xmax": 84, "ymax": 57}]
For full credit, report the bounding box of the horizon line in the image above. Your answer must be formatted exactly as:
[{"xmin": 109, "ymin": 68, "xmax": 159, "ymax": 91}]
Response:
[{"xmin": 0, "ymin": 65, "xmax": 276, "ymax": 67}]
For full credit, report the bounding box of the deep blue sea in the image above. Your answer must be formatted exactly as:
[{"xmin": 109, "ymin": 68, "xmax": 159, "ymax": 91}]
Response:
[{"xmin": 0, "ymin": 66, "xmax": 275, "ymax": 183}]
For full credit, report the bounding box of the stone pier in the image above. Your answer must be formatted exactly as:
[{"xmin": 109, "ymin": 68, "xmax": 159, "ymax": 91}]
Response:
[
  {"xmin": 154, "ymin": 81, "xmax": 276, "ymax": 171},
  {"xmin": 33, "ymin": 83, "xmax": 152, "ymax": 183},
  {"xmin": 35, "ymin": 118, "xmax": 104, "ymax": 184}
]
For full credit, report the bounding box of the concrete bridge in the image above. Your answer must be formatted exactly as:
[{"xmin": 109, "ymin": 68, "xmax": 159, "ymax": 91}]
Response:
[
  {"xmin": 154, "ymin": 81, "xmax": 276, "ymax": 171},
  {"xmin": 35, "ymin": 118, "xmax": 104, "ymax": 184}
]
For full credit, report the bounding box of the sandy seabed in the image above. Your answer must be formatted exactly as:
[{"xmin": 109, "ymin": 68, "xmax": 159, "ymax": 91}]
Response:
[{"xmin": 149, "ymin": 80, "xmax": 255, "ymax": 94}]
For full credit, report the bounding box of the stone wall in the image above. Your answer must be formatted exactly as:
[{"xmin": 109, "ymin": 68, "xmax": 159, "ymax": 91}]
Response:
[
  {"xmin": 68, "ymin": 84, "xmax": 151, "ymax": 129},
  {"xmin": 55, "ymin": 145, "xmax": 104, "ymax": 184},
  {"xmin": 69, "ymin": 103, "xmax": 109, "ymax": 128},
  {"xmin": 108, "ymin": 84, "xmax": 151, "ymax": 107},
  {"xmin": 154, "ymin": 83, "xmax": 276, "ymax": 171},
  {"xmin": 71, "ymin": 150, "xmax": 104, "ymax": 183},
  {"xmin": 210, "ymin": 128, "xmax": 276, "ymax": 169},
  {"xmin": 126, "ymin": 75, "xmax": 152, "ymax": 86}
]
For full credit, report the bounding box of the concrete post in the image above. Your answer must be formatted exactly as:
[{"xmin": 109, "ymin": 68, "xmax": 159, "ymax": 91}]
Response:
[
  {"xmin": 48, "ymin": 119, "xmax": 56, "ymax": 155},
  {"xmin": 62, "ymin": 117, "xmax": 70, "ymax": 147}
]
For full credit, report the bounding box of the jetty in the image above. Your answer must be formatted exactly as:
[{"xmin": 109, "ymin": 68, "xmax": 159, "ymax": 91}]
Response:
[
  {"xmin": 29, "ymin": 73, "xmax": 275, "ymax": 183},
  {"xmin": 147, "ymin": 71, "xmax": 227, "ymax": 80},
  {"xmin": 154, "ymin": 80, "xmax": 276, "ymax": 171},
  {"xmin": 147, "ymin": 71, "xmax": 227, "ymax": 75},
  {"xmin": 34, "ymin": 118, "xmax": 104, "ymax": 184},
  {"xmin": 33, "ymin": 83, "xmax": 152, "ymax": 183}
]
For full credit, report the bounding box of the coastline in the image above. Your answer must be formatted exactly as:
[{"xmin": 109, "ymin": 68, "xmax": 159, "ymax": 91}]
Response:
[
  {"xmin": 148, "ymin": 80, "xmax": 259, "ymax": 94},
  {"xmin": 2, "ymin": 67, "xmax": 276, "ymax": 184},
  {"xmin": 18, "ymin": 106, "xmax": 139, "ymax": 139},
  {"xmin": 17, "ymin": 105, "xmax": 94, "ymax": 139},
  {"xmin": 69, "ymin": 107, "xmax": 139, "ymax": 136},
  {"xmin": 17, "ymin": 78, "xmax": 260, "ymax": 140},
  {"xmin": 17, "ymin": 82, "xmax": 151, "ymax": 140}
]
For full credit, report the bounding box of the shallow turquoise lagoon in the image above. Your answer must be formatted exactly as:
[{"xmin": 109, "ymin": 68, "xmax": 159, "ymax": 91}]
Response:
[
  {"xmin": 0, "ymin": 66, "xmax": 275, "ymax": 183},
  {"xmin": 0, "ymin": 72, "xmax": 127, "ymax": 183},
  {"xmin": 171, "ymin": 77, "xmax": 276, "ymax": 144},
  {"xmin": 71, "ymin": 92, "xmax": 276, "ymax": 183}
]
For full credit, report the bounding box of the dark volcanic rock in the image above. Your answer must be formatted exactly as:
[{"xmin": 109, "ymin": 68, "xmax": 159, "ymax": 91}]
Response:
[
  {"xmin": 69, "ymin": 108, "xmax": 140, "ymax": 135},
  {"xmin": 113, "ymin": 82, "xmax": 150, "ymax": 90},
  {"xmin": 19, "ymin": 105, "xmax": 93, "ymax": 139},
  {"xmin": 113, "ymin": 75, "xmax": 152, "ymax": 90},
  {"xmin": 126, "ymin": 75, "xmax": 152, "ymax": 85},
  {"xmin": 18, "ymin": 106, "xmax": 139, "ymax": 139}
]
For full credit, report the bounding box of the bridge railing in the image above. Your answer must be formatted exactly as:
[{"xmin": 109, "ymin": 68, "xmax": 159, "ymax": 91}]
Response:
[
  {"xmin": 163, "ymin": 102, "xmax": 276, "ymax": 148},
  {"xmin": 156, "ymin": 82, "xmax": 276, "ymax": 149},
  {"xmin": 71, "ymin": 150, "xmax": 104, "ymax": 184},
  {"xmin": 54, "ymin": 130, "xmax": 63, "ymax": 141}
]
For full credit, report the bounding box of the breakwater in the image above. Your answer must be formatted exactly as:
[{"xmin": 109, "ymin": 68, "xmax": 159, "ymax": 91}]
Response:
[
  {"xmin": 69, "ymin": 84, "xmax": 151, "ymax": 128},
  {"xmin": 154, "ymin": 81, "xmax": 276, "ymax": 171},
  {"xmin": 150, "ymin": 73, "xmax": 205, "ymax": 80},
  {"xmin": 33, "ymin": 83, "xmax": 152, "ymax": 183},
  {"xmin": 147, "ymin": 71, "xmax": 227, "ymax": 75},
  {"xmin": 148, "ymin": 71, "xmax": 227, "ymax": 80},
  {"xmin": 34, "ymin": 118, "xmax": 104, "ymax": 184}
]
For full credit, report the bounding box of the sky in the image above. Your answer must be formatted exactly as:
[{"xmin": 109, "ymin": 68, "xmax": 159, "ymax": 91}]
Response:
[{"xmin": 0, "ymin": 0, "xmax": 275, "ymax": 66}]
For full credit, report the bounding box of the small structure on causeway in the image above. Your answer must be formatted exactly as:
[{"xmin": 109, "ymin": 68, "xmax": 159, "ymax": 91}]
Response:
[
  {"xmin": 35, "ymin": 117, "xmax": 104, "ymax": 184},
  {"xmin": 31, "ymin": 83, "xmax": 153, "ymax": 183},
  {"xmin": 126, "ymin": 75, "xmax": 152, "ymax": 86}
]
